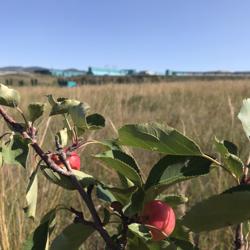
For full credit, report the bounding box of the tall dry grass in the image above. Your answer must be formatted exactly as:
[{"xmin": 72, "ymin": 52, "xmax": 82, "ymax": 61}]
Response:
[{"xmin": 1, "ymin": 79, "xmax": 250, "ymax": 249}]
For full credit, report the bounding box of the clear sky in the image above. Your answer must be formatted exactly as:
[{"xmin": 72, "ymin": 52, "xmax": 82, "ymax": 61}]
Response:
[{"xmin": 1, "ymin": 0, "xmax": 250, "ymax": 72}]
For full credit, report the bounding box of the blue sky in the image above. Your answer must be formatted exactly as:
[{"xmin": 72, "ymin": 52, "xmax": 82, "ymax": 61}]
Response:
[{"xmin": 1, "ymin": 0, "xmax": 250, "ymax": 72}]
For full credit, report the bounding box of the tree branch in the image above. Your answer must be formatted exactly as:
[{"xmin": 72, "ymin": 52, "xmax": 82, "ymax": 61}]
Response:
[{"xmin": 0, "ymin": 106, "xmax": 118, "ymax": 250}]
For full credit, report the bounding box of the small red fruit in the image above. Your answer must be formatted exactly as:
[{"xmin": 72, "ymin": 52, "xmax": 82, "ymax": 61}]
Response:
[
  {"xmin": 141, "ymin": 200, "xmax": 176, "ymax": 241},
  {"xmin": 51, "ymin": 150, "xmax": 81, "ymax": 170},
  {"xmin": 67, "ymin": 151, "xmax": 81, "ymax": 170}
]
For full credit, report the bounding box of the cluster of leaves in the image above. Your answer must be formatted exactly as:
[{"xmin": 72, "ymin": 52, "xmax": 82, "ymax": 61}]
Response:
[{"xmin": 1, "ymin": 83, "xmax": 250, "ymax": 249}]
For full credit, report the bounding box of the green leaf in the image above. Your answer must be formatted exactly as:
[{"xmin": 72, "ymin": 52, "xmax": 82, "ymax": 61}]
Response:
[
  {"xmin": 2, "ymin": 134, "xmax": 29, "ymax": 168},
  {"xmin": 127, "ymin": 236, "xmax": 152, "ymax": 250},
  {"xmin": 182, "ymin": 185, "xmax": 250, "ymax": 232},
  {"xmin": 96, "ymin": 184, "xmax": 116, "ymax": 203},
  {"xmin": 86, "ymin": 113, "xmax": 105, "ymax": 129},
  {"xmin": 168, "ymin": 238, "xmax": 198, "ymax": 250},
  {"xmin": 145, "ymin": 155, "xmax": 212, "ymax": 198},
  {"xmin": 124, "ymin": 188, "xmax": 145, "ymax": 216},
  {"xmin": 102, "ymin": 208, "xmax": 111, "ymax": 225},
  {"xmin": 225, "ymin": 154, "xmax": 244, "ymax": 177},
  {"xmin": 170, "ymin": 220, "xmax": 193, "ymax": 243},
  {"xmin": 238, "ymin": 98, "xmax": 250, "ymax": 139},
  {"xmin": 41, "ymin": 167, "xmax": 96, "ymax": 190},
  {"xmin": 118, "ymin": 123, "xmax": 202, "ymax": 155},
  {"xmin": 118, "ymin": 173, "xmax": 135, "ymax": 189},
  {"xmin": 47, "ymin": 95, "xmax": 82, "ymax": 116},
  {"xmin": 28, "ymin": 102, "xmax": 45, "ymax": 123},
  {"xmin": 223, "ymin": 184, "xmax": 250, "ymax": 193},
  {"xmin": 24, "ymin": 168, "xmax": 39, "ymax": 219},
  {"xmin": 56, "ymin": 128, "xmax": 68, "ymax": 148},
  {"xmin": 0, "ymin": 83, "xmax": 20, "ymax": 107},
  {"xmin": 69, "ymin": 102, "xmax": 90, "ymax": 128},
  {"xmin": 128, "ymin": 223, "xmax": 152, "ymax": 242},
  {"xmin": 159, "ymin": 194, "xmax": 188, "ymax": 208},
  {"xmin": 223, "ymin": 140, "xmax": 238, "ymax": 155},
  {"xmin": 214, "ymin": 137, "xmax": 243, "ymax": 178},
  {"xmin": 95, "ymin": 150, "xmax": 142, "ymax": 186},
  {"xmin": 22, "ymin": 209, "xmax": 56, "ymax": 250},
  {"xmin": 96, "ymin": 184, "xmax": 137, "ymax": 205},
  {"xmin": 63, "ymin": 114, "xmax": 74, "ymax": 140},
  {"xmin": 50, "ymin": 223, "xmax": 95, "ymax": 250},
  {"xmin": 98, "ymin": 139, "xmax": 123, "ymax": 151}
]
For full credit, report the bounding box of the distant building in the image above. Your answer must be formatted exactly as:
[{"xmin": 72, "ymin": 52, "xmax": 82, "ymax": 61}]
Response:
[
  {"xmin": 87, "ymin": 67, "xmax": 136, "ymax": 76},
  {"xmin": 58, "ymin": 79, "xmax": 77, "ymax": 87},
  {"xmin": 50, "ymin": 69, "xmax": 86, "ymax": 78},
  {"xmin": 137, "ymin": 70, "xmax": 157, "ymax": 76}
]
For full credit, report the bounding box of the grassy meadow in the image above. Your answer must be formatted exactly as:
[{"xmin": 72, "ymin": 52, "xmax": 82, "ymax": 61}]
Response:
[{"xmin": 1, "ymin": 79, "xmax": 250, "ymax": 250}]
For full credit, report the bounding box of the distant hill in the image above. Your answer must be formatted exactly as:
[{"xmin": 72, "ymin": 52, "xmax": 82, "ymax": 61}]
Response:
[{"xmin": 0, "ymin": 66, "xmax": 50, "ymax": 72}]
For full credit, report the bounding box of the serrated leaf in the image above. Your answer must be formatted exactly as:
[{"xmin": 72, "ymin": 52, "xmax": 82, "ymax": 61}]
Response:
[
  {"xmin": 0, "ymin": 83, "xmax": 20, "ymax": 107},
  {"xmin": 2, "ymin": 134, "xmax": 29, "ymax": 168},
  {"xmin": 214, "ymin": 137, "xmax": 243, "ymax": 178},
  {"xmin": 145, "ymin": 155, "xmax": 212, "ymax": 198},
  {"xmin": 95, "ymin": 150, "xmax": 142, "ymax": 186},
  {"xmin": 41, "ymin": 167, "xmax": 96, "ymax": 190},
  {"xmin": 69, "ymin": 102, "xmax": 90, "ymax": 128},
  {"xmin": 238, "ymin": 98, "xmax": 250, "ymax": 139},
  {"xmin": 159, "ymin": 194, "xmax": 188, "ymax": 208},
  {"xmin": 47, "ymin": 95, "xmax": 82, "ymax": 116},
  {"xmin": 56, "ymin": 128, "xmax": 68, "ymax": 147},
  {"xmin": 24, "ymin": 168, "xmax": 39, "ymax": 219},
  {"xmin": 182, "ymin": 185, "xmax": 250, "ymax": 232},
  {"xmin": 22, "ymin": 209, "xmax": 56, "ymax": 250},
  {"xmin": 86, "ymin": 113, "xmax": 105, "ymax": 129},
  {"xmin": 28, "ymin": 102, "xmax": 45, "ymax": 123},
  {"xmin": 119, "ymin": 123, "xmax": 202, "ymax": 156},
  {"xmin": 50, "ymin": 223, "xmax": 95, "ymax": 250}
]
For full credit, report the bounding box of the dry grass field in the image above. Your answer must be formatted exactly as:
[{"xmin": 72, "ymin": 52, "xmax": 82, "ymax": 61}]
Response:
[{"xmin": 1, "ymin": 79, "xmax": 250, "ymax": 250}]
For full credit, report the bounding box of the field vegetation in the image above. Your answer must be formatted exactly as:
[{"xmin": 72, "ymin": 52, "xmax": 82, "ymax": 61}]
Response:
[{"xmin": 1, "ymin": 79, "xmax": 250, "ymax": 250}]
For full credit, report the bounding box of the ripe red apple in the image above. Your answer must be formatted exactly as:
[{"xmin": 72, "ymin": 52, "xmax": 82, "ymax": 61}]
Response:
[
  {"xmin": 141, "ymin": 200, "xmax": 176, "ymax": 241},
  {"xmin": 51, "ymin": 150, "xmax": 81, "ymax": 170}
]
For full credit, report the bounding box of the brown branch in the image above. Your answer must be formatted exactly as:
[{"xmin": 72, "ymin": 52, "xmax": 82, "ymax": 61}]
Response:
[
  {"xmin": 54, "ymin": 136, "xmax": 118, "ymax": 249},
  {"xmin": 0, "ymin": 106, "xmax": 118, "ymax": 250}
]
